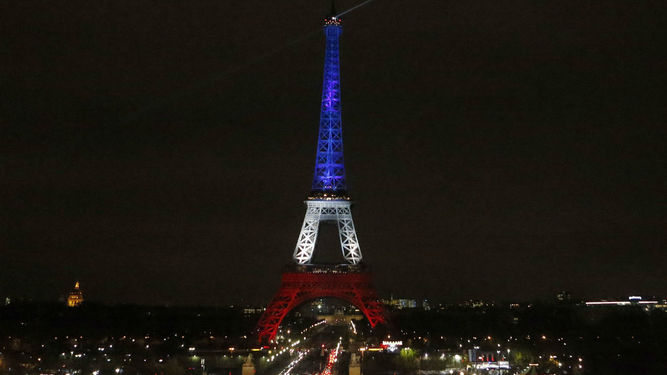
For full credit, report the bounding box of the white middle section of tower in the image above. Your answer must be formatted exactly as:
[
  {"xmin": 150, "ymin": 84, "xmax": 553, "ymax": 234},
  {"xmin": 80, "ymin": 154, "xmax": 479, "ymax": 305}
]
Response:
[{"xmin": 293, "ymin": 200, "xmax": 362, "ymax": 265}]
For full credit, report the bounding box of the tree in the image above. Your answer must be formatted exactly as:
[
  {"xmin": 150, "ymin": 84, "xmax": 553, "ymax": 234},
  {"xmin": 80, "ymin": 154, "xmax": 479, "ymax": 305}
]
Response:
[{"xmin": 395, "ymin": 348, "xmax": 419, "ymax": 373}]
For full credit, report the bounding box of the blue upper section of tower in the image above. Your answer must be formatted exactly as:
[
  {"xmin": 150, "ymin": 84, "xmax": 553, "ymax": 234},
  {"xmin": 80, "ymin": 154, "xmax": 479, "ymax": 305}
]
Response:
[{"xmin": 310, "ymin": 16, "xmax": 348, "ymax": 199}]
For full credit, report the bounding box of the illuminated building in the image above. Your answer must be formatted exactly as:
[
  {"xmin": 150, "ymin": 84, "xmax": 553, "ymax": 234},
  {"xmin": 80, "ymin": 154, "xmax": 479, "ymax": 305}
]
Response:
[
  {"xmin": 380, "ymin": 341, "xmax": 403, "ymax": 352},
  {"xmin": 67, "ymin": 281, "xmax": 84, "ymax": 307},
  {"xmin": 467, "ymin": 348, "xmax": 510, "ymax": 370},
  {"xmin": 556, "ymin": 290, "xmax": 571, "ymax": 302},
  {"xmin": 242, "ymin": 307, "xmax": 265, "ymax": 315},
  {"xmin": 460, "ymin": 299, "xmax": 494, "ymax": 308},
  {"xmin": 422, "ymin": 299, "xmax": 431, "ymax": 310},
  {"xmin": 382, "ymin": 298, "xmax": 417, "ymax": 309},
  {"xmin": 256, "ymin": 6, "xmax": 386, "ymax": 342},
  {"xmin": 584, "ymin": 295, "xmax": 659, "ymax": 307}
]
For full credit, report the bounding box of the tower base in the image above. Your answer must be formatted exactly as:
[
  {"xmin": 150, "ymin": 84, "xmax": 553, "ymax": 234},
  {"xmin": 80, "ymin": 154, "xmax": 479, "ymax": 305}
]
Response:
[{"xmin": 257, "ymin": 265, "xmax": 386, "ymax": 343}]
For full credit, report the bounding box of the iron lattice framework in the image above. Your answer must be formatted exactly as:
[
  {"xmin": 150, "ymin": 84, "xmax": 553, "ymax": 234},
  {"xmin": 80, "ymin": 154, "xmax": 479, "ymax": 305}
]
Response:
[
  {"xmin": 293, "ymin": 200, "xmax": 362, "ymax": 264},
  {"xmin": 312, "ymin": 17, "xmax": 346, "ymax": 194},
  {"xmin": 257, "ymin": 14, "xmax": 386, "ymax": 343},
  {"xmin": 257, "ymin": 268, "xmax": 386, "ymax": 343},
  {"xmin": 293, "ymin": 15, "xmax": 362, "ymax": 265}
]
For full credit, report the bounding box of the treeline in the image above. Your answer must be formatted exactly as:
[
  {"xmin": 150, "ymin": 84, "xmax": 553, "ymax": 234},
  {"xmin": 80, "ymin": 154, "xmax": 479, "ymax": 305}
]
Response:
[
  {"xmin": 0, "ymin": 302, "xmax": 255, "ymax": 339},
  {"xmin": 390, "ymin": 303, "xmax": 667, "ymax": 374}
]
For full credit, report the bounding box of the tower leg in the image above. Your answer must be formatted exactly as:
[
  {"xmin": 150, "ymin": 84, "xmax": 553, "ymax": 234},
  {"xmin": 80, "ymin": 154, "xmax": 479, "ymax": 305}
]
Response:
[
  {"xmin": 293, "ymin": 205, "xmax": 322, "ymax": 264},
  {"xmin": 336, "ymin": 206, "xmax": 362, "ymax": 264},
  {"xmin": 256, "ymin": 287, "xmax": 301, "ymax": 343}
]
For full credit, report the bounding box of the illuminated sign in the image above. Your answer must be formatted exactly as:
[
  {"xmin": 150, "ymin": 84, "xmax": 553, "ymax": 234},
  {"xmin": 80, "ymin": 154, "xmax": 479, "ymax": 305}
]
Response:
[{"xmin": 380, "ymin": 341, "xmax": 403, "ymax": 352}]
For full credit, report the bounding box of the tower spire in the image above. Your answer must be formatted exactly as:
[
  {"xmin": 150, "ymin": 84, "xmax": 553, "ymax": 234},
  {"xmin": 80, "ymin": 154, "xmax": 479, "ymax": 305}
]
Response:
[{"xmin": 310, "ymin": 9, "xmax": 345, "ymax": 199}]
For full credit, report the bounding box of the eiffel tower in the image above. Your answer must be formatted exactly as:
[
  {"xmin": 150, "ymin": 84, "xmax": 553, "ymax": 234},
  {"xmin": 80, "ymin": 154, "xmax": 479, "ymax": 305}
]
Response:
[{"xmin": 256, "ymin": 8, "xmax": 386, "ymax": 343}]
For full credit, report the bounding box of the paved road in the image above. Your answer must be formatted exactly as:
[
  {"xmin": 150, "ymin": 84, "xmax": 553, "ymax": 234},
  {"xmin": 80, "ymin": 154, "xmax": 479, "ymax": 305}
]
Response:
[{"xmin": 275, "ymin": 325, "xmax": 351, "ymax": 375}]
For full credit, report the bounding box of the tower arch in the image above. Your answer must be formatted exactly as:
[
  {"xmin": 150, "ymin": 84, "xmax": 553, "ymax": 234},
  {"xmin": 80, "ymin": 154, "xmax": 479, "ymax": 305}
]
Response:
[{"xmin": 257, "ymin": 268, "xmax": 385, "ymax": 343}]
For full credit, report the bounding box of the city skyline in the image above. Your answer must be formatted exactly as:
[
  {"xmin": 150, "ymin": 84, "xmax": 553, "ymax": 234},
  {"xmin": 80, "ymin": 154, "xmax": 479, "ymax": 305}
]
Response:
[{"xmin": 3, "ymin": 0, "xmax": 665, "ymax": 306}]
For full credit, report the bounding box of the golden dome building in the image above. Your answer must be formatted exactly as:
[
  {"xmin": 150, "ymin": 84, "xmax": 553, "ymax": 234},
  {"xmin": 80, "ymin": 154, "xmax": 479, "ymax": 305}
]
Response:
[{"xmin": 67, "ymin": 281, "xmax": 84, "ymax": 307}]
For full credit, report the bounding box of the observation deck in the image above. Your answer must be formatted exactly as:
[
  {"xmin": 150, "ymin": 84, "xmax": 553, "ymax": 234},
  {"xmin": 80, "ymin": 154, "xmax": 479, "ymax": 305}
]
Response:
[
  {"xmin": 285, "ymin": 263, "xmax": 368, "ymax": 274},
  {"xmin": 307, "ymin": 190, "xmax": 350, "ymax": 201}
]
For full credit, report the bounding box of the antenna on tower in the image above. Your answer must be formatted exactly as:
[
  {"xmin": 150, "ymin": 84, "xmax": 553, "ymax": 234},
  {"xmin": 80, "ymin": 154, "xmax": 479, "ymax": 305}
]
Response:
[{"xmin": 329, "ymin": 0, "xmax": 337, "ymax": 17}]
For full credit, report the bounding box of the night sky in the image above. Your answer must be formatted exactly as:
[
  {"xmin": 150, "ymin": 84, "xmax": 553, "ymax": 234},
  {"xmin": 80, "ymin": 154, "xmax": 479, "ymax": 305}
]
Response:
[{"xmin": 2, "ymin": 0, "xmax": 665, "ymax": 306}]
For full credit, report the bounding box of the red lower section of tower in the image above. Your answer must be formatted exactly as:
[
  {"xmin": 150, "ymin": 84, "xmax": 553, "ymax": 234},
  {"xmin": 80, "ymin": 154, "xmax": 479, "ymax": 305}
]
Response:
[{"xmin": 257, "ymin": 269, "xmax": 386, "ymax": 343}]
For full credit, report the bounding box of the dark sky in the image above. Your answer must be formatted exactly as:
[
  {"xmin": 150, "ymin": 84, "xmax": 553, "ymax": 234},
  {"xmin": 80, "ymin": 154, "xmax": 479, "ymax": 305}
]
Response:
[{"xmin": 2, "ymin": 0, "xmax": 665, "ymax": 305}]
